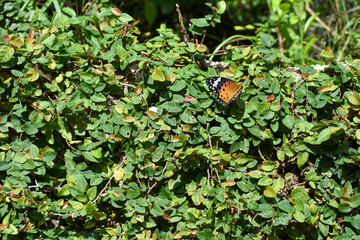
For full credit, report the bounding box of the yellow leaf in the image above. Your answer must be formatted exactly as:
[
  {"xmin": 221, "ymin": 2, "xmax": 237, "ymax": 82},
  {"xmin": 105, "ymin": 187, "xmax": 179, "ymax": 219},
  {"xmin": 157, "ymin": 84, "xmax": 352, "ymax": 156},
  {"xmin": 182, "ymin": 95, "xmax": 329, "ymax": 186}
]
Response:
[
  {"xmin": 223, "ymin": 69, "xmax": 234, "ymax": 78},
  {"xmin": 124, "ymin": 114, "xmax": 135, "ymax": 123},
  {"xmin": 10, "ymin": 36, "xmax": 24, "ymax": 48},
  {"xmin": 114, "ymin": 105, "xmax": 124, "ymax": 114},
  {"xmin": 43, "ymin": 110, "xmax": 52, "ymax": 122},
  {"xmin": 242, "ymin": 46, "xmax": 251, "ymax": 57},
  {"xmin": 48, "ymin": 58, "xmax": 56, "ymax": 70},
  {"xmin": 317, "ymin": 85, "xmax": 330, "ymax": 92},
  {"xmin": 25, "ymin": 37, "xmax": 35, "ymax": 44},
  {"xmin": 146, "ymin": 110, "xmax": 157, "ymax": 120},
  {"xmin": 113, "ymin": 167, "xmax": 124, "ymax": 181},
  {"xmin": 49, "ymin": 23, "xmax": 56, "ymax": 33},
  {"xmin": 152, "ymin": 67, "xmax": 165, "ymax": 81},
  {"xmin": 33, "ymin": 43, "xmax": 43, "ymax": 50},
  {"xmin": 264, "ymin": 185, "xmax": 276, "ymax": 198},
  {"xmin": 55, "ymin": 74, "xmax": 63, "ymax": 83},
  {"xmin": 25, "ymin": 69, "xmax": 39, "ymax": 82},
  {"xmin": 196, "ymin": 44, "xmax": 208, "ymax": 52}
]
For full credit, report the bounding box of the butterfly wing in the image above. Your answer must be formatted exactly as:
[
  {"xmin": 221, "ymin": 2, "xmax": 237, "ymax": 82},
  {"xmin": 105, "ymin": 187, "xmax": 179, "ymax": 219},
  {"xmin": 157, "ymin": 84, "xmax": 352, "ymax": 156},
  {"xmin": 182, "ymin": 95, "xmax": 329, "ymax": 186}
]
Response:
[{"xmin": 206, "ymin": 77, "xmax": 243, "ymax": 106}]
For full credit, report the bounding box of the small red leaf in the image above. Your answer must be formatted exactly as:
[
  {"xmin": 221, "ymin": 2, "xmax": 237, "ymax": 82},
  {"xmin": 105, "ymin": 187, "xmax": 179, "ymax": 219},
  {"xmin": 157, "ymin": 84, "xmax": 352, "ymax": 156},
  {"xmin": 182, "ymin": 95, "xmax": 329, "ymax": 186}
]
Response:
[
  {"xmin": 184, "ymin": 96, "xmax": 195, "ymax": 102},
  {"xmin": 226, "ymin": 180, "xmax": 236, "ymax": 186},
  {"xmin": 266, "ymin": 95, "xmax": 274, "ymax": 102},
  {"xmin": 29, "ymin": 29, "xmax": 35, "ymax": 39},
  {"xmin": 327, "ymin": 46, "xmax": 333, "ymax": 54},
  {"xmin": 2, "ymin": 35, "xmax": 9, "ymax": 41}
]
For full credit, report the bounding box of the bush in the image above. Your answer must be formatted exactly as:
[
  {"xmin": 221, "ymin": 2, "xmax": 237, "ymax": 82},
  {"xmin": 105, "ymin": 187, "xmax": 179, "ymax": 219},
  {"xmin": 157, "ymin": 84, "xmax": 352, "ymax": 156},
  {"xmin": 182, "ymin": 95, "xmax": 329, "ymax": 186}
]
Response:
[{"xmin": 1, "ymin": 1, "xmax": 360, "ymax": 239}]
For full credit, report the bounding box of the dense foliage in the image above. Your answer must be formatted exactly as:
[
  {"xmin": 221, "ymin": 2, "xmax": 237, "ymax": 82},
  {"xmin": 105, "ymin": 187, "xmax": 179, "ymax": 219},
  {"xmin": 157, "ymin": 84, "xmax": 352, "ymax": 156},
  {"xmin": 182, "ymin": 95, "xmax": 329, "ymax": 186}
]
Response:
[{"xmin": 1, "ymin": 0, "xmax": 360, "ymax": 239}]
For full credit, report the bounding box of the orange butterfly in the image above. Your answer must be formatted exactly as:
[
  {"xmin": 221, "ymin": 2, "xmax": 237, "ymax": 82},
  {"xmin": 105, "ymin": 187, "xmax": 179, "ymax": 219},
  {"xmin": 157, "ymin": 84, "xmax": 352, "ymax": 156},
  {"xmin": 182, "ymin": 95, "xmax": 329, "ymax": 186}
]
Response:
[{"xmin": 206, "ymin": 77, "xmax": 243, "ymax": 106}]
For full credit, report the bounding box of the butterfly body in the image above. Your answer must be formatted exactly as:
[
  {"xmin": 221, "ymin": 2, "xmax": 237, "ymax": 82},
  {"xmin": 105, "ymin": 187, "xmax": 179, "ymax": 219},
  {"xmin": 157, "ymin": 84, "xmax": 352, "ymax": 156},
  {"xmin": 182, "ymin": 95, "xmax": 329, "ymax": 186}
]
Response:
[{"xmin": 206, "ymin": 77, "xmax": 243, "ymax": 106}]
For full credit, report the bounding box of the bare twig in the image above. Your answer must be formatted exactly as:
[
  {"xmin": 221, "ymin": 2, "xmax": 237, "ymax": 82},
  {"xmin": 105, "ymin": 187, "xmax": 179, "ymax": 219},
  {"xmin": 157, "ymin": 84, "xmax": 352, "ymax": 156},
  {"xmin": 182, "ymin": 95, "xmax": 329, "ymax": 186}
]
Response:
[
  {"xmin": 48, "ymin": 211, "xmax": 72, "ymax": 217},
  {"xmin": 214, "ymin": 168, "xmax": 221, "ymax": 184},
  {"xmin": 93, "ymin": 174, "xmax": 114, "ymax": 204},
  {"xmin": 306, "ymin": 2, "xmax": 333, "ymax": 36},
  {"xmin": 65, "ymin": 140, "xmax": 82, "ymax": 152},
  {"xmin": 207, "ymin": 169, "xmax": 211, "ymax": 187},
  {"xmin": 276, "ymin": 24, "xmax": 284, "ymax": 55},
  {"xmin": 161, "ymin": 162, "xmax": 169, "ymax": 175},
  {"xmin": 175, "ymin": 4, "xmax": 189, "ymax": 46},
  {"xmin": 207, "ymin": 123, "xmax": 212, "ymax": 150},
  {"xmin": 147, "ymin": 181, "xmax": 158, "ymax": 194},
  {"xmin": 257, "ymin": 144, "xmax": 267, "ymax": 162}
]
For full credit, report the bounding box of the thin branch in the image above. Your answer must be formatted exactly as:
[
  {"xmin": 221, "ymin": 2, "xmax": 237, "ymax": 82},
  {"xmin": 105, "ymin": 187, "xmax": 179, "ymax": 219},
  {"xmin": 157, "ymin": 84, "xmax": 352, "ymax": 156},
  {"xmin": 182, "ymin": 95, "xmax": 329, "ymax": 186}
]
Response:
[
  {"xmin": 207, "ymin": 123, "xmax": 212, "ymax": 150},
  {"xmin": 93, "ymin": 174, "xmax": 114, "ymax": 204},
  {"xmin": 147, "ymin": 181, "xmax": 158, "ymax": 194},
  {"xmin": 257, "ymin": 144, "xmax": 267, "ymax": 162},
  {"xmin": 276, "ymin": 24, "xmax": 284, "ymax": 55},
  {"xmin": 306, "ymin": 2, "xmax": 333, "ymax": 36},
  {"xmin": 175, "ymin": 4, "xmax": 189, "ymax": 46},
  {"xmin": 48, "ymin": 211, "xmax": 72, "ymax": 217}
]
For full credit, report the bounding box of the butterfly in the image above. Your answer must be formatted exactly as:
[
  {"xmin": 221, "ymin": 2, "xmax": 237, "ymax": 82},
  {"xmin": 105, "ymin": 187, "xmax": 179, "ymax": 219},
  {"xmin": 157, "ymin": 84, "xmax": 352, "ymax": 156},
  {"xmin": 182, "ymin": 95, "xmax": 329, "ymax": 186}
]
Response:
[{"xmin": 206, "ymin": 77, "xmax": 243, "ymax": 106}]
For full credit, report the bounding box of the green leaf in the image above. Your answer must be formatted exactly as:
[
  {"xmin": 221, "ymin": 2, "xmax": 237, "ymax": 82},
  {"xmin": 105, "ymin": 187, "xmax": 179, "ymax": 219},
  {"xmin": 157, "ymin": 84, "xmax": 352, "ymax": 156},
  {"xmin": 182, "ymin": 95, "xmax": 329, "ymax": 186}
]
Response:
[
  {"xmin": 169, "ymin": 80, "xmax": 186, "ymax": 92},
  {"xmin": 90, "ymin": 93, "xmax": 106, "ymax": 102},
  {"xmin": 43, "ymin": 151, "xmax": 57, "ymax": 162},
  {"xmin": 150, "ymin": 205, "xmax": 164, "ymax": 216},
  {"xmin": 352, "ymin": 215, "xmax": 360, "ymax": 230},
  {"xmin": 22, "ymin": 122, "xmax": 38, "ymax": 135},
  {"xmin": 119, "ymin": 13, "xmax": 133, "ymax": 22},
  {"xmin": 350, "ymin": 193, "xmax": 360, "ymax": 208},
  {"xmin": 264, "ymin": 186, "xmax": 276, "ymax": 198},
  {"xmin": 316, "ymin": 128, "xmax": 331, "ymax": 144},
  {"xmin": 258, "ymin": 176, "xmax": 273, "ymax": 186},
  {"xmin": 320, "ymin": 49, "xmax": 334, "ymax": 59},
  {"xmin": 41, "ymin": 34, "xmax": 56, "ymax": 45},
  {"xmin": 297, "ymin": 152, "xmax": 309, "ymax": 168},
  {"xmin": 152, "ymin": 146, "xmax": 164, "ymax": 162},
  {"xmin": 144, "ymin": 0, "xmax": 157, "ymax": 25},
  {"xmin": 196, "ymin": 228, "xmax": 213, "ymax": 240},
  {"xmin": 24, "ymin": 69, "xmax": 40, "ymax": 82},
  {"xmin": 338, "ymin": 202, "xmax": 351, "ymax": 213},
  {"xmin": 318, "ymin": 222, "xmax": 329, "ymax": 237},
  {"xmin": 75, "ymin": 175, "xmax": 88, "ymax": 193},
  {"xmin": 190, "ymin": 18, "xmax": 209, "ymax": 27},
  {"xmin": 293, "ymin": 0, "xmax": 306, "ymax": 20},
  {"xmin": 263, "ymin": 161, "xmax": 277, "ymax": 171},
  {"xmin": 248, "ymin": 125, "xmax": 262, "ymax": 138},
  {"xmin": 282, "ymin": 115, "xmax": 294, "ymax": 129},
  {"xmin": 117, "ymin": 45, "xmax": 128, "ymax": 59},
  {"xmin": 217, "ymin": 1, "xmax": 226, "ymax": 14},
  {"xmin": 278, "ymin": 200, "xmax": 294, "ymax": 213},
  {"xmin": 152, "ymin": 68, "xmax": 165, "ymax": 81},
  {"xmin": 86, "ymin": 202, "xmax": 95, "ymax": 214},
  {"xmin": 0, "ymin": 46, "xmax": 14, "ymax": 63},
  {"xmin": 293, "ymin": 211, "xmax": 305, "ymax": 222},
  {"xmin": 13, "ymin": 152, "xmax": 26, "ymax": 163},
  {"xmin": 126, "ymin": 188, "xmax": 140, "ymax": 199},
  {"xmin": 349, "ymin": 92, "xmax": 360, "ymax": 105},
  {"xmin": 180, "ymin": 109, "xmax": 197, "ymax": 124},
  {"xmin": 259, "ymin": 33, "xmax": 275, "ymax": 48},
  {"xmin": 91, "ymin": 148, "xmax": 102, "ymax": 158}
]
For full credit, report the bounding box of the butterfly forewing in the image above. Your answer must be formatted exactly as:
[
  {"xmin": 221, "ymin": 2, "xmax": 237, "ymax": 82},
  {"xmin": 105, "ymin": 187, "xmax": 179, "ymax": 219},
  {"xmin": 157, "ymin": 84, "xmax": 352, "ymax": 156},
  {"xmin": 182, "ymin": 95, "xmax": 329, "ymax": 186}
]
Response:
[{"xmin": 206, "ymin": 77, "xmax": 243, "ymax": 106}]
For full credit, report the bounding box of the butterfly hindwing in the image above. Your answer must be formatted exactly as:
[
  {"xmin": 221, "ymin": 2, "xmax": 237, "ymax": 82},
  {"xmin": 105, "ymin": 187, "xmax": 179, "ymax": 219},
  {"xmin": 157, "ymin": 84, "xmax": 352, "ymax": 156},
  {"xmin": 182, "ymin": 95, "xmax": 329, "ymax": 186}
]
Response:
[{"xmin": 206, "ymin": 77, "xmax": 243, "ymax": 106}]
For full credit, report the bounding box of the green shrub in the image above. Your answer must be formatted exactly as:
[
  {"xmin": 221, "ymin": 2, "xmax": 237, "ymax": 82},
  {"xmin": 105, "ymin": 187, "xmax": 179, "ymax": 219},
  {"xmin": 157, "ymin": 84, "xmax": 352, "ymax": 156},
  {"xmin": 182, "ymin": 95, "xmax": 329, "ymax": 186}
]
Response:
[{"xmin": 1, "ymin": 1, "xmax": 360, "ymax": 239}]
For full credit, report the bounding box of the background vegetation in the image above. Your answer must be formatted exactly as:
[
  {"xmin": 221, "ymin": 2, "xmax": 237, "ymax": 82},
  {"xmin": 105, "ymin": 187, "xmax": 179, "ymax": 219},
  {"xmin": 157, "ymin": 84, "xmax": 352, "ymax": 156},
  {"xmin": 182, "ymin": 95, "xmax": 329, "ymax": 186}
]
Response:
[{"xmin": 1, "ymin": 0, "xmax": 360, "ymax": 239}]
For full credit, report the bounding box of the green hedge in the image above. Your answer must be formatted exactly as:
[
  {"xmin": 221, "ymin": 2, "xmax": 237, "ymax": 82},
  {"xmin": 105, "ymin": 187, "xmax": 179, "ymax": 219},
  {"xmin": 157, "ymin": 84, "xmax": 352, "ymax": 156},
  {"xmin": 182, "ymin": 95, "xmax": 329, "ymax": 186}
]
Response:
[{"xmin": 1, "ymin": 1, "xmax": 360, "ymax": 239}]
